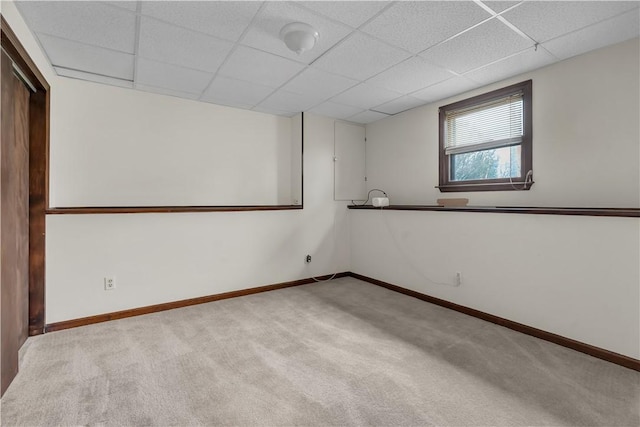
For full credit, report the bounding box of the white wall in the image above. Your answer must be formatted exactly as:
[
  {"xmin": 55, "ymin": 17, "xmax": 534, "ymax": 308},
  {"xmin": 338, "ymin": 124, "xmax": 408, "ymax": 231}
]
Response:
[
  {"xmin": 50, "ymin": 78, "xmax": 300, "ymax": 207},
  {"xmin": 3, "ymin": 3, "xmax": 348, "ymax": 323},
  {"xmin": 45, "ymin": 112, "xmax": 349, "ymax": 323},
  {"xmin": 46, "ymin": 115, "xmax": 350, "ymax": 323},
  {"xmin": 350, "ymin": 211, "xmax": 639, "ymax": 358},
  {"xmin": 353, "ymin": 39, "xmax": 640, "ymax": 359},
  {"xmin": 365, "ymin": 38, "xmax": 640, "ymax": 208}
]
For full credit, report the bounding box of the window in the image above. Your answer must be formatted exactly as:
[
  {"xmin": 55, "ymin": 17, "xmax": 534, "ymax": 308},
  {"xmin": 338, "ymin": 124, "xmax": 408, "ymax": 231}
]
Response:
[{"xmin": 438, "ymin": 80, "xmax": 532, "ymax": 192}]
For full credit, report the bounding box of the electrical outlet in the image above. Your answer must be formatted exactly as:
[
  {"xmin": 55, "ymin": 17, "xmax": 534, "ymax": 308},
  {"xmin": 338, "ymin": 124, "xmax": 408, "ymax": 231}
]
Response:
[
  {"xmin": 104, "ymin": 277, "xmax": 116, "ymax": 291},
  {"xmin": 455, "ymin": 272, "xmax": 462, "ymax": 286},
  {"xmin": 305, "ymin": 255, "xmax": 312, "ymax": 263}
]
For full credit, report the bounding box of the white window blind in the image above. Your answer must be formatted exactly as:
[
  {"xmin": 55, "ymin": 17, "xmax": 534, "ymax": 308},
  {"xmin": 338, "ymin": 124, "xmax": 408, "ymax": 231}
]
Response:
[{"xmin": 445, "ymin": 92, "xmax": 524, "ymax": 155}]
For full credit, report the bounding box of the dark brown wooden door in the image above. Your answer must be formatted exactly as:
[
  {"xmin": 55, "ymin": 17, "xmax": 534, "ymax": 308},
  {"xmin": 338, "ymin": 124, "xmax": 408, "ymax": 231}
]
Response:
[{"xmin": 1, "ymin": 49, "xmax": 31, "ymax": 396}]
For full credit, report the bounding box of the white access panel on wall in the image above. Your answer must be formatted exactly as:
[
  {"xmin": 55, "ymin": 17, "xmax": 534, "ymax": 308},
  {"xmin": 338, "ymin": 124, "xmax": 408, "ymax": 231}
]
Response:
[{"xmin": 334, "ymin": 121, "xmax": 366, "ymax": 201}]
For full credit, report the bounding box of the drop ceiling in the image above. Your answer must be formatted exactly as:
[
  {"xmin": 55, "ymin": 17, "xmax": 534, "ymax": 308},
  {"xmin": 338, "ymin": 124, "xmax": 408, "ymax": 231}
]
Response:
[{"xmin": 15, "ymin": 1, "xmax": 640, "ymax": 123}]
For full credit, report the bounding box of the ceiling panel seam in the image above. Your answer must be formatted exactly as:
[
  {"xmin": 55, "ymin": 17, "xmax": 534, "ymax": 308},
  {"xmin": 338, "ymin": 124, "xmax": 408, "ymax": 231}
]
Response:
[
  {"xmin": 132, "ymin": 1, "xmax": 142, "ymax": 88},
  {"xmin": 53, "ymin": 65, "xmax": 133, "ymax": 83},
  {"xmin": 417, "ymin": 15, "xmax": 500, "ymax": 56},
  {"xmin": 198, "ymin": 1, "xmax": 269, "ymax": 102},
  {"xmin": 456, "ymin": 46, "xmax": 548, "ymax": 79},
  {"xmin": 541, "ymin": 6, "xmax": 640, "ymax": 51},
  {"xmin": 32, "ymin": 31, "xmax": 135, "ymax": 56}
]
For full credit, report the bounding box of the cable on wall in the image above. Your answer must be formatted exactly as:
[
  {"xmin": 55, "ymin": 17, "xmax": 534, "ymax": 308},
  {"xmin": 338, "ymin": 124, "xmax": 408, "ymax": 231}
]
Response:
[
  {"xmin": 508, "ymin": 169, "xmax": 534, "ymax": 190},
  {"xmin": 351, "ymin": 188, "xmax": 387, "ymax": 206},
  {"xmin": 507, "ymin": 144, "xmax": 534, "ymax": 190},
  {"xmin": 307, "ymin": 207, "xmax": 339, "ymax": 282}
]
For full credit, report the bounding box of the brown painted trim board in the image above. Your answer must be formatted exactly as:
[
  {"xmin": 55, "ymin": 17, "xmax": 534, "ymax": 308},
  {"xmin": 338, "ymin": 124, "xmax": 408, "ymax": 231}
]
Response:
[
  {"xmin": 349, "ymin": 272, "xmax": 640, "ymax": 372},
  {"xmin": 1, "ymin": 16, "xmax": 49, "ymax": 331},
  {"xmin": 0, "ymin": 16, "xmax": 50, "ymax": 92},
  {"xmin": 27, "ymin": 88, "xmax": 48, "ymax": 336},
  {"xmin": 348, "ymin": 205, "xmax": 640, "ymax": 218},
  {"xmin": 46, "ymin": 205, "xmax": 303, "ymax": 215},
  {"xmin": 438, "ymin": 80, "xmax": 533, "ymax": 193},
  {"xmin": 1, "ymin": 15, "xmax": 49, "ymax": 337},
  {"xmin": 45, "ymin": 272, "xmax": 349, "ymax": 332}
]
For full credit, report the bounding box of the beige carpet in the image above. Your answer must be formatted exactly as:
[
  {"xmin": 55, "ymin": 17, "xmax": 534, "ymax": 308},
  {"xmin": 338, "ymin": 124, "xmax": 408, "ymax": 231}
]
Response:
[{"xmin": 1, "ymin": 277, "xmax": 638, "ymax": 426}]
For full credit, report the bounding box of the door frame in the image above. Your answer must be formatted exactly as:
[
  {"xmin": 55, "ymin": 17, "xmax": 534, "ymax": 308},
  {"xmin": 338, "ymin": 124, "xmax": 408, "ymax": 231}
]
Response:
[{"xmin": 1, "ymin": 15, "xmax": 49, "ymax": 336}]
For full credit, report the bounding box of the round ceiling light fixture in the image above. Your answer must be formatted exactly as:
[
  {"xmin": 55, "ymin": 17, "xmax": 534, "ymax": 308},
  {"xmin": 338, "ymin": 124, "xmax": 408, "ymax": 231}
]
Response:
[{"xmin": 280, "ymin": 22, "xmax": 319, "ymax": 55}]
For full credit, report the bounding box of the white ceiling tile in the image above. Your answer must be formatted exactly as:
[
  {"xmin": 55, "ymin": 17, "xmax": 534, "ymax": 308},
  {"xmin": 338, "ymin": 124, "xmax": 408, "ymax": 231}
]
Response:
[
  {"xmin": 136, "ymin": 58, "xmax": 214, "ymax": 95},
  {"xmin": 140, "ymin": 1, "xmax": 262, "ymax": 42},
  {"xmin": 258, "ymin": 90, "xmax": 324, "ymax": 112},
  {"xmin": 464, "ymin": 47, "xmax": 556, "ymax": 85},
  {"xmin": 16, "ymin": 1, "xmax": 137, "ymax": 53},
  {"xmin": 54, "ymin": 67, "xmax": 133, "ymax": 89},
  {"xmin": 312, "ymin": 32, "xmax": 410, "ymax": 80},
  {"xmin": 420, "ymin": 18, "xmax": 532, "ymax": 74},
  {"xmin": 361, "ymin": 1, "xmax": 491, "ymax": 53},
  {"xmin": 38, "ymin": 33, "xmax": 134, "ymax": 80},
  {"xmin": 218, "ymin": 46, "xmax": 305, "ymax": 88},
  {"xmin": 331, "ymin": 82, "xmax": 402, "ymax": 109},
  {"xmin": 101, "ymin": 1, "xmax": 138, "ymax": 12},
  {"xmin": 136, "ymin": 84, "xmax": 201, "ymax": 100},
  {"xmin": 297, "ymin": 1, "xmax": 390, "ymax": 28},
  {"xmin": 281, "ymin": 68, "xmax": 358, "ymax": 99},
  {"xmin": 501, "ymin": 1, "xmax": 639, "ymax": 43},
  {"xmin": 309, "ymin": 101, "xmax": 363, "ymax": 119},
  {"xmin": 347, "ymin": 110, "xmax": 390, "ymax": 124},
  {"xmin": 202, "ymin": 76, "xmax": 275, "ymax": 107},
  {"xmin": 411, "ymin": 76, "xmax": 481, "ymax": 104},
  {"xmin": 241, "ymin": 2, "xmax": 352, "ymax": 64},
  {"xmin": 373, "ymin": 96, "xmax": 425, "ymax": 115},
  {"xmin": 19, "ymin": 0, "xmax": 639, "ymax": 123},
  {"xmin": 480, "ymin": 1, "xmax": 521, "ymax": 14},
  {"xmin": 139, "ymin": 17, "xmax": 234, "ymax": 73},
  {"xmin": 367, "ymin": 57, "xmax": 455, "ymax": 94},
  {"xmin": 542, "ymin": 9, "xmax": 640, "ymax": 60}
]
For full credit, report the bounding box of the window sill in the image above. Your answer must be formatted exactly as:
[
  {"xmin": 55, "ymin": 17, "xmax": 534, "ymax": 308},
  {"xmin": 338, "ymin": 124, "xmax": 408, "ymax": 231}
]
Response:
[
  {"xmin": 437, "ymin": 180, "xmax": 534, "ymax": 192},
  {"xmin": 347, "ymin": 205, "xmax": 640, "ymax": 218},
  {"xmin": 46, "ymin": 205, "xmax": 303, "ymax": 215}
]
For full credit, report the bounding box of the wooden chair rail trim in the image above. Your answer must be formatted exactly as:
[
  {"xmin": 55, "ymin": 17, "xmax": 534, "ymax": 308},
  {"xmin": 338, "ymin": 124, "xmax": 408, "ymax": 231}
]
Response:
[
  {"xmin": 46, "ymin": 205, "xmax": 303, "ymax": 215},
  {"xmin": 348, "ymin": 205, "xmax": 640, "ymax": 218}
]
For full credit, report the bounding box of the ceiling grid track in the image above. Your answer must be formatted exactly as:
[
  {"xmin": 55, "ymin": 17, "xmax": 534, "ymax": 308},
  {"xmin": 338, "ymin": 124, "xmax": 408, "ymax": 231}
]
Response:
[{"xmin": 132, "ymin": 1, "xmax": 142, "ymax": 89}]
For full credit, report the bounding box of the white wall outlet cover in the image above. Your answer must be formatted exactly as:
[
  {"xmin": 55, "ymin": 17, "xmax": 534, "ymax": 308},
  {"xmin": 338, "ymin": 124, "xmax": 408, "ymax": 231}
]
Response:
[
  {"xmin": 104, "ymin": 277, "xmax": 116, "ymax": 290},
  {"xmin": 372, "ymin": 197, "xmax": 389, "ymax": 207}
]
